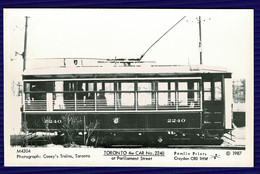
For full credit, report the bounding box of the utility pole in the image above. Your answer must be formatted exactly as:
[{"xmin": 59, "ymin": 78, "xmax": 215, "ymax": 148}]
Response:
[
  {"xmin": 198, "ymin": 16, "xmax": 202, "ymax": 65},
  {"xmin": 23, "ymin": 16, "xmax": 29, "ymax": 71},
  {"xmin": 15, "ymin": 16, "xmax": 29, "ymax": 70}
]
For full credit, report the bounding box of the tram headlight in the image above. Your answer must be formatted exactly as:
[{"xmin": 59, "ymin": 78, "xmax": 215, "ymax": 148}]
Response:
[{"xmin": 113, "ymin": 117, "xmax": 120, "ymax": 124}]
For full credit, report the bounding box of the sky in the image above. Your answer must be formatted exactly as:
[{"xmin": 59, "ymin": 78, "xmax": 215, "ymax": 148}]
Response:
[
  {"xmin": 3, "ymin": 8, "xmax": 253, "ymax": 133},
  {"xmin": 4, "ymin": 9, "xmax": 253, "ymax": 78},
  {"xmin": 4, "ymin": 9, "xmax": 253, "ymax": 80}
]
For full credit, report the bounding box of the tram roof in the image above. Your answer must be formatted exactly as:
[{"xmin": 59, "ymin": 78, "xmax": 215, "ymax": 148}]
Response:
[{"xmin": 23, "ymin": 64, "xmax": 231, "ymax": 76}]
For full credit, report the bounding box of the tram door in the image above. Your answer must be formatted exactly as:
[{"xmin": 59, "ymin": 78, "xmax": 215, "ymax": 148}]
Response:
[{"xmin": 203, "ymin": 75, "xmax": 224, "ymax": 127}]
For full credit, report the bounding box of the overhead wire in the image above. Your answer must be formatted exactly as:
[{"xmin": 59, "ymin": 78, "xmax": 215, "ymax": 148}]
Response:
[{"xmin": 139, "ymin": 16, "xmax": 186, "ymax": 60}]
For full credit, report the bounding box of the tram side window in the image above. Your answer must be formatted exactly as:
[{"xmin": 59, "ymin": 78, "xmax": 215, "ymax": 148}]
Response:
[
  {"xmin": 158, "ymin": 92, "xmax": 168, "ymax": 105},
  {"xmin": 214, "ymin": 81, "xmax": 222, "ymax": 101},
  {"xmin": 170, "ymin": 82, "xmax": 176, "ymax": 105},
  {"xmin": 76, "ymin": 81, "xmax": 94, "ymax": 92},
  {"xmin": 178, "ymin": 82, "xmax": 188, "ymax": 106},
  {"xmin": 24, "ymin": 82, "xmax": 53, "ymax": 111},
  {"xmin": 64, "ymin": 82, "xmax": 75, "ymax": 100},
  {"xmin": 158, "ymin": 82, "xmax": 168, "ymax": 106},
  {"xmin": 189, "ymin": 82, "xmax": 200, "ymax": 108},
  {"xmin": 119, "ymin": 82, "xmax": 135, "ymax": 106},
  {"xmin": 177, "ymin": 81, "xmax": 200, "ymax": 108},
  {"xmin": 178, "ymin": 92, "xmax": 188, "ymax": 106},
  {"xmin": 88, "ymin": 82, "xmax": 94, "ymax": 91},
  {"xmin": 64, "ymin": 81, "xmax": 76, "ymax": 91},
  {"xmin": 189, "ymin": 82, "xmax": 199, "ymax": 100},
  {"xmin": 121, "ymin": 82, "xmax": 134, "ymax": 91},
  {"xmin": 105, "ymin": 83, "xmax": 114, "ymax": 91},
  {"xmin": 25, "ymin": 82, "xmax": 53, "ymax": 92},
  {"xmin": 170, "ymin": 82, "xmax": 175, "ymax": 90},
  {"xmin": 194, "ymin": 82, "xmax": 199, "ymax": 90},
  {"xmin": 76, "ymin": 82, "xmax": 94, "ymax": 95},
  {"xmin": 138, "ymin": 82, "xmax": 152, "ymax": 106},
  {"xmin": 158, "ymin": 82, "xmax": 176, "ymax": 106},
  {"xmin": 138, "ymin": 82, "xmax": 152, "ymax": 91},
  {"xmin": 53, "ymin": 81, "xmax": 65, "ymax": 109},
  {"xmin": 76, "ymin": 82, "xmax": 86, "ymax": 100},
  {"xmin": 97, "ymin": 82, "xmax": 102, "ymax": 91},
  {"xmin": 178, "ymin": 82, "xmax": 188, "ymax": 90},
  {"xmin": 24, "ymin": 82, "xmax": 53, "ymax": 100},
  {"xmin": 95, "ymin": 82, "xmax": 113, "ymax": 108},
  {"xmin": 204, "ymin": 82, "xmax": 211, "ymax": 101},
  {"xmin": 85, "ymin": 82, "xmax": 95, "ymax": 108},
  {"xmin": 158, "ymin": 82, "xmax": 168, "ymax": 91},
  {"xmin": 77, "ymin": 82, "xmax": 87, "ymax": 91},
  {"xmin": 76, "ymin": 82, "xmax": 92, "ymax": 109},
  {"xmin": 138, "ymin": 93, "xmax": 152, "ymax": 106},
  {"xmin": 121, "ymin": 93, "xmax": 135, "ymax": 106},
  {"xmin": 104, "ymin": 82, "xmax": 114, "ymax": 106}
]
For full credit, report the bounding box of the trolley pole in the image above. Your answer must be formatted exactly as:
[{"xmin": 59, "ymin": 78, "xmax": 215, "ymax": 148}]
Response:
[
  {"xmin": 198, "ymin": 16, "xmax": 202, "ymax": 65},
  {"xmin": 23, "ymin": 16, "xmax": 29, "ymax": 71}
]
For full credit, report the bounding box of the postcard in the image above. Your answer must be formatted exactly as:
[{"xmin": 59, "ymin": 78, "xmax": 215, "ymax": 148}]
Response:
[{"xmin": 4, "ymin": 8, "xmax": 253, "ymax": 167}]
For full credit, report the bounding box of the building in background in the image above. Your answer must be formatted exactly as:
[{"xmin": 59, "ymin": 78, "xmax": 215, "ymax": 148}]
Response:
[{"xmin": 232, "ymin": 79, "xmax": 246, "ymax": 127}]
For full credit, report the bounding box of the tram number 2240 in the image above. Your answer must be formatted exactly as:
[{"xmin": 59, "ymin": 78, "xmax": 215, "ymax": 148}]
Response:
[
  {"xmin": 167, "ymin": 118, "xmax": 186, "ymax": 123},
  {"xmin": 44, "ymin": 119, "xmax": 62, "ymax": 124}
]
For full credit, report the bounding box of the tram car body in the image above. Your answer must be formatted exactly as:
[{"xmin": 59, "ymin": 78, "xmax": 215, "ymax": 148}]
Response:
[{"xmin": 21, "ymin": 59, "xmax": 233, "ymax": 146}]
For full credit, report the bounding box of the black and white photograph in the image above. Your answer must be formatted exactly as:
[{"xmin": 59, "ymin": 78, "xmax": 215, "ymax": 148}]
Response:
[{"xmin": 4, "ymin": 9, "xmax": 253, "ymax": 167}]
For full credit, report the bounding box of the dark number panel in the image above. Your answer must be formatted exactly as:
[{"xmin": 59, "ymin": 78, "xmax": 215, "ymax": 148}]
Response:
[{"xmin": 22, "ymin": 112, "xmax": 201, "ymax": 132}]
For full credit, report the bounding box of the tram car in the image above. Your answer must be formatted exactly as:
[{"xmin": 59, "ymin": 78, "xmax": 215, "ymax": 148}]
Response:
[{"xmin": 21, "ymin": 58, "xmax": 233, "ymax": 146}]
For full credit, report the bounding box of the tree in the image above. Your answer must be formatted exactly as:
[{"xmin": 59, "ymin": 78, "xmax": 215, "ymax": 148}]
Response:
[
  {"xmin": 61, "ymin": 114, "xmax": 82, "ymax": 146},
  {"xmin": 85, "ymin": 119, "xmax": 99, "ymax": 147}
]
